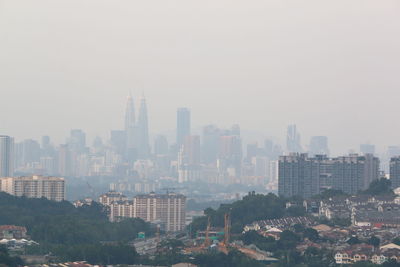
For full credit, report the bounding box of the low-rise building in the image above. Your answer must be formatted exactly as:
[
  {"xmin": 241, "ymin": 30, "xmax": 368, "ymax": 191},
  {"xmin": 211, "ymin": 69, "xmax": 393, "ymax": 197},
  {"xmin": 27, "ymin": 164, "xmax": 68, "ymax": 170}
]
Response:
[{"xmin": 0, "ymin": 225, "xmax": 27, "ymax": 239}]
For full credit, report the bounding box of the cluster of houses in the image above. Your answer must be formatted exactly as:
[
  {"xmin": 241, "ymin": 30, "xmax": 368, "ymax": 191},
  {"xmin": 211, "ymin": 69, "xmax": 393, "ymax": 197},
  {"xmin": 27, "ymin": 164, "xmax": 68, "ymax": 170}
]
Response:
[
  {"xmin": 241, "ymin": 192, "xmax": 400, "ymax": 265},
  {"xmin": 317, "ymin": 194, "xmax": 400, "ymax": 227},
  {"xmin": 0, "ymin": 225, "xmax": 38, "ymax": 250},
  {"xmin": 335, "ymin": 243, "xmax": 400, "ymax": 264},
  {"xmin": 243, "ymin": 216, "xmax": 314, "ymax": 233}
]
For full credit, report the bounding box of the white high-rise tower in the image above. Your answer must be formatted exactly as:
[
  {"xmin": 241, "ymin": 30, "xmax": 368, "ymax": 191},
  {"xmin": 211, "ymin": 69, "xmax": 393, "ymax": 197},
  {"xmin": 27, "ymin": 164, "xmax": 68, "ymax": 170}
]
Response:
[{"xmin": 0, "ymin": 135, "xmax": 14, "ymax": 177}]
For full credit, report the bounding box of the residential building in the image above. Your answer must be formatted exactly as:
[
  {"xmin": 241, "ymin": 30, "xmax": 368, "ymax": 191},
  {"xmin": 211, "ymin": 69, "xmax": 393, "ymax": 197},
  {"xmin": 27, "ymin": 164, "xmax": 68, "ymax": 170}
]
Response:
[
  {"xmin": 110, "ymin": 192, "xmax": 186, "ymax": 232},
  {"xmin": 0, "ymin": 225, "xmax": 27, "ymax": 239},
  {"xmin": 0, "ymin": 175, "xmax": 65, "ymax": 201},
  {"xmin": 98, "ymin": 191, "xmax": 128, "ymax": 206},
  {"xmin": 278, "ymin": 153, "xmax": 379, "ymax": 198},
  {"xmin": 0, "ymin": 136, "xmax": 14, "ymax": 177},
  {"xmin": 390, "ymin": 156, "xmax": 400, "ymax": 189}
]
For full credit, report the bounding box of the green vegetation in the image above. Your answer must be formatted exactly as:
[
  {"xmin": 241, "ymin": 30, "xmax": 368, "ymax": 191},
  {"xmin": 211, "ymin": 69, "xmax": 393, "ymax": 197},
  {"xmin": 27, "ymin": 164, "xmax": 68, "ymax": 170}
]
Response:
[
  {"xmin": 192, "ymin": 249, "xmax": 266, "ymax": 267},
  {"xmin": 0, "ymin": 245, "xmax": 23, "ymax": 267},
  {"xmin": 361, "ymin": 178, "xmax": 394, "ymax": 195},
  {"xmin": 240, "ymin": 229, "xmax": 334, "ymax": 267},
  {"xmin": 190, "ymin": 192, "xmax": 305, "ymax": 235},
  {"xmin": 312, "ymin": 188, "xmax": 348, "ymax": 200},
  {"xmin": 367, "ymin": 236, "xmax": 380, "ymax": 248},
  {"xmin": 352, "ymin": 259, "xmax": 400, "ymax": 267},
  {"xmin": 0, "ymin": 192, "xmax": 151, "ymax": 264}
]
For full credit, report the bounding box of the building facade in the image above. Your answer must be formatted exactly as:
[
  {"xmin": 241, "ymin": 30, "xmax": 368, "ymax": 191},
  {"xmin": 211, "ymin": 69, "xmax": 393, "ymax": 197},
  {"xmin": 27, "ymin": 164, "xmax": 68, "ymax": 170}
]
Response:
[
  {"xmin": 279, "ymin": 153, "xmax": 379, "ymax": 198},
  {"xmin": 177, "ymin": 108, "xmax": 191, "ymax": 148},
  {"xmin": 0, "ymin": 175, "xmax": 65, "ymax": 201},
  {"xmin": 0, "ymin": 136, "xmax": 14, "ymax": 178},
  {"xmin": 390, "ymin": 156, "xmax": 400, "ymax": 189},
  {"xmin": 109, "ymin": 193, "xmax": 186, "ymax": 232}
]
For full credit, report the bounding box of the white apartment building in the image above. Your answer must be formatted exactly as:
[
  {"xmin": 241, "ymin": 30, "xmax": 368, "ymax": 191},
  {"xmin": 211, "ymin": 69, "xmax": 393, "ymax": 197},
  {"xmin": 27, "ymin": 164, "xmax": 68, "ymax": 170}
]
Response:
[
  {"xmin": 0, "ymin": 175, "xmax": 65, "ymax": 202},
  {"xmin": 109, "ymin": 192, "xmax": 186, "ymax": 232}
]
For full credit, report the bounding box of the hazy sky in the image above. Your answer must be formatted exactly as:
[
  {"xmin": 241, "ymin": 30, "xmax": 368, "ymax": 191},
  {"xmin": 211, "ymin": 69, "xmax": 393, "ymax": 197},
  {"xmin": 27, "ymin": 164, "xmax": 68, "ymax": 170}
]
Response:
[{"xmin": 0, "ymin": 0, "xmax": 399, "ymax": 155}]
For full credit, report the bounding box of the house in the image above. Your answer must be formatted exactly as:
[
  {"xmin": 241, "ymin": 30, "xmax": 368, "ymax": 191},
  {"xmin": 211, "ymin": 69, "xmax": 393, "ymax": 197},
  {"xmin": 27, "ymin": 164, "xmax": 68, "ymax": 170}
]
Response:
[{"xmin": 0, "ymin": 225, "xmax": 27, "ymax": 239}]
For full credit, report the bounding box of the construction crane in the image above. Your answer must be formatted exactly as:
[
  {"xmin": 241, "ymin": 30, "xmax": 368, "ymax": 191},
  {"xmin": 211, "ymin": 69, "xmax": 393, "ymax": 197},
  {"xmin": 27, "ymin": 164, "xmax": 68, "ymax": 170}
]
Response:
[
  {"xmin": 203, "ymin": 216, "xmax": 212, "ymax": 248},
  {"xmin": 218, "ymin": 212, "xmax": 231, "ymax": 254},
  {"xmin": 156, "ymin": 224, "xmax": 161, "ymax": 244},
  {"xmin": 223, "ymin": 212, "xmax": 230, "ymax": 246}
]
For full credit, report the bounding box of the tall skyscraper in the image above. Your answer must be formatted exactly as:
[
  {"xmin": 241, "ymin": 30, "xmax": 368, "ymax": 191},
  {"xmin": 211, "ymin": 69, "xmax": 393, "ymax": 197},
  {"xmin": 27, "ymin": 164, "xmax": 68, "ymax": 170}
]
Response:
[
  {"xmin": 360, "ymin": 144, "xmax": 375, "ymax": 155},
  {"xmin": 178, "ymin": 135, "xmax": 201, "ymax": 183},
  {"xmin": 176, "ymin": 108, "xmax": 191, "ymax": 148},
  {"xmin": 0, "ymin": 136, "xmax": 14, "ymax": 177},
  {"xmin": 20, "ymin": 139, "xmax": 41, "ymax": 167},
  {"xmin": 246, "ymin": 143, "xmax": 259, "ymax": 161},
  {"xmin": 110, "ymin": 130, "xmax": 126, "ymax": 155},
  {"xmin": 202, "ymin": 125, "xmax": 220, "ymax": 164},
  {"xmin": 218, "ymin": 135, "xmax": 242, "ymax": 177},
  {"xmin": 58, "ymin": 144, "xmax": 72, "ymax": 177},
  {"xmin": 124, "ymin": 94, "xmax": 137, "ymax": 161},
  {"xmin": 182, "ymin": 135, "xmax": 201, "ymax": 165},
  {"xmin": 154, "ymin": 135, "xmax": 169, "ymax": 155},
  {"xmin": 286, "ymin": 124, "xmax": 302, "ymax": 153},
  {"xmin": 68, "ymin": 129, "xmax": 86, "ymax": 153},
  {"xmin": 309, "ymin": 136, "xmax": 329, "ymax": 156},
  {"xmin": 137, "ymin": 95, "xmax": 150, "ymax": 159}
]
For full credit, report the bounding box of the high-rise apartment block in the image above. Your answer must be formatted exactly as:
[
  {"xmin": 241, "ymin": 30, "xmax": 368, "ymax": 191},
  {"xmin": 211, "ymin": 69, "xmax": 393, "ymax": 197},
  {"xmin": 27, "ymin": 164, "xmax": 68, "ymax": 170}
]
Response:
[
  {"xmin": 0, "ymin": 175, "xmax": 66, "ymax": 201},
  {"xmin": 109, "ymin": 192, "xmax": 186, "ymax": 232},
  {"xmin": 390, "ymin": 156, "xmax": 400, "ymax": 189},
  {"xmin": 279, "ymin": 153, "xmax": 379, "ymax": 198},
  {"xmin": 99, "ymin": 191, "xmax": 128, "ymax": 206},
  {"xmin": 0, "ymin": 136, "xmax": 14, "ymax": 177}
]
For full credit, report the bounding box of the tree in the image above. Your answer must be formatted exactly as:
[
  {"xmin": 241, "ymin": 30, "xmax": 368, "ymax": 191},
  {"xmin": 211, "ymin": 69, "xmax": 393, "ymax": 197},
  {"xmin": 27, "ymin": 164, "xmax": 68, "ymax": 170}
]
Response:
[
  {"xmin": 393, "ymin": 237, "xmax": 400, "ymax": 246},
  {"xmin": 190, "ymin": 193, "xmax": 292, "ymax": 235},
  {"xmin": 367, "ymin": 236, "xmax": 380, "ymax": 248},
  {"xmin": 0, "ymin": 245, "xmax": 23, "ymax": 267},
  {"xmin": 0, "ymin": 192, "xmax": 152, "ymax": 264},
  {"xmin": 312, "ymin": 189, "xmax": 347, "ymax": 200},
  {"xmin": 293, "ymin": 224, "xmax": 305, "ymax": 233},
  {"xmin": 277, "ymin": 230, "xmax": 300, "ymax": 250},
  {"xmin": 347, "ymin": 236, "xmax": 361, "ymax": 245},
  {"xmin": 382, "ymin": 259, "xmax": 400, "ymax": 267},
  {"xmin": 362, "ymin": 178, "xmax": 393, "ymax": 195},
  {"xmin": 303, "ymin": 228, "xmax": 319, "ymax": 242}
]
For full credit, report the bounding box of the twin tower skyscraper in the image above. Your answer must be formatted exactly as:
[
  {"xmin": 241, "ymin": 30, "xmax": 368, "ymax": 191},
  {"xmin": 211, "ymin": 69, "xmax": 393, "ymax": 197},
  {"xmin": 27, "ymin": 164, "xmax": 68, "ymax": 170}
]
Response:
[{"xmin": 124, "ymin": 94, "xmax": 150, "ymax": 161}]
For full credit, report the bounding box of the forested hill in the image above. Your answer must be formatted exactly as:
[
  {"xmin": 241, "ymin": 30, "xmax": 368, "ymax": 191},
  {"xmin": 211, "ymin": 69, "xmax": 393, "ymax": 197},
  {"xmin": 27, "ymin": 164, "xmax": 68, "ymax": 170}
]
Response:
[
  {"xmin": 190, "ymin": 192, "xmax": 306, "ymax": 235},
  {"xmin": 0, "ymin": 192, "xmax": 152, "ymax": 264}
]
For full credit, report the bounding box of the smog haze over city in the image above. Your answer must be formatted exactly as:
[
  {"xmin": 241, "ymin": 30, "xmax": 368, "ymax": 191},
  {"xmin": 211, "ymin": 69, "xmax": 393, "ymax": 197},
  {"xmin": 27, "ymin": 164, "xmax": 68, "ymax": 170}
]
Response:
[
  {"xmin": 1, "ymin": 0, "xmax": 400, "ymax": 155},
  {"xmin": 2, "ymin": 1, "xmax": 400, "ymax": 267}
]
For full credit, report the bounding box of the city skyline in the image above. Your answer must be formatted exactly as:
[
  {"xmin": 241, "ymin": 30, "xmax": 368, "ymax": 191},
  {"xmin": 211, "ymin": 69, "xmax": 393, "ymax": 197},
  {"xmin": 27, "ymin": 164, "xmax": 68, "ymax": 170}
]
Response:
[
  {"xmin": 0, "ymin": 93, "xmax": 396, "ymax": 158},
  {"xmin": 1, "ymin": 1, "xmax": 400, "ymax": 155}
]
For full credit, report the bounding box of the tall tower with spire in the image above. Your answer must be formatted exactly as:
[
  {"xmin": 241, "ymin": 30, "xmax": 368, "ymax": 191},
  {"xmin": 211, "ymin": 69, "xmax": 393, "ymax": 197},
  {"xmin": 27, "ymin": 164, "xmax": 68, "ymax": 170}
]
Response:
[
  {"xmin": 124, "ymin": 94, "xmax": 137, "ymax": 161},
  {"xmin": 137, "ymin": 95, "xmax": 150, "ymax": 159}
]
